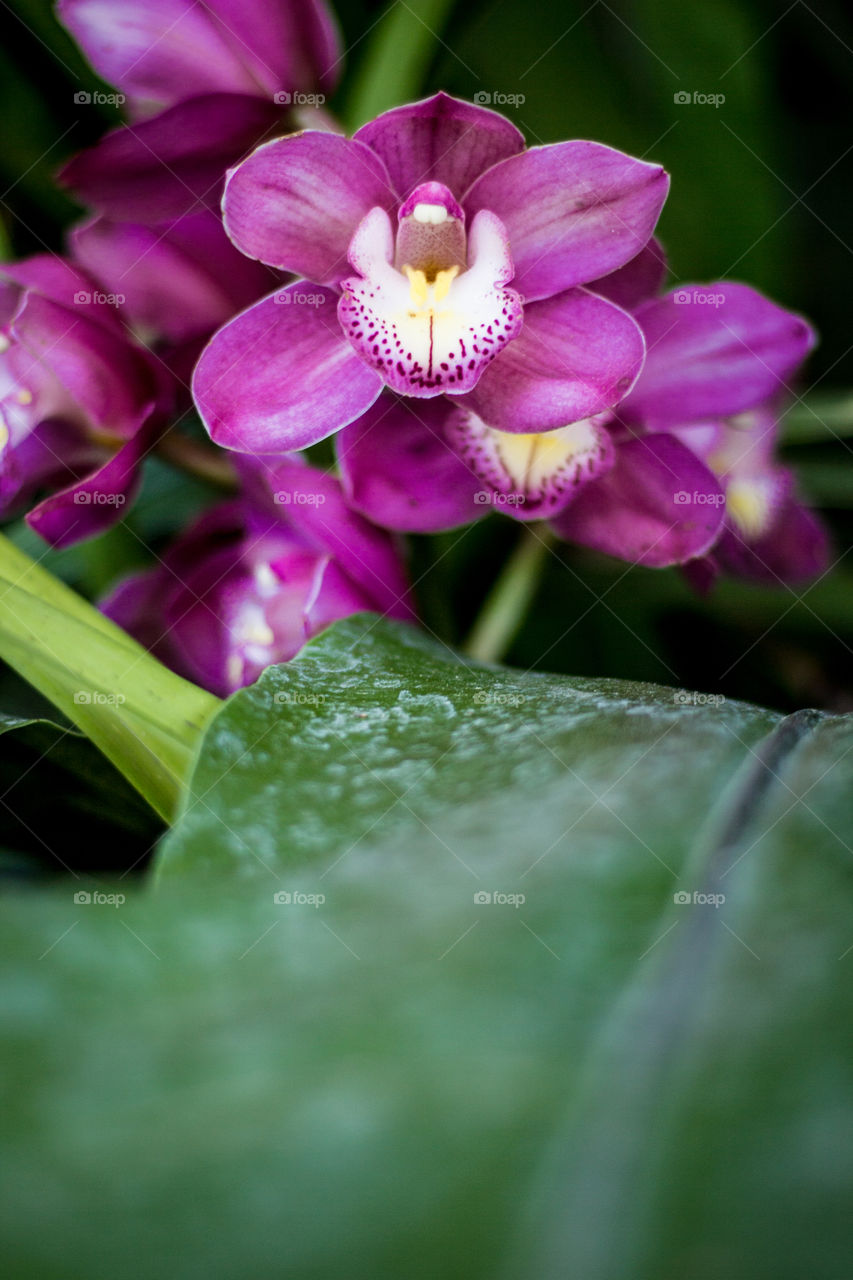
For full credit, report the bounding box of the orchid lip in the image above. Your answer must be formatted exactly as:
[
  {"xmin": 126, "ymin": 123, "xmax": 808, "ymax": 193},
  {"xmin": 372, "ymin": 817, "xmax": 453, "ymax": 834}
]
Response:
[
  {"xmin": 446, "ymin": 406, "xmax": 615, "ymax": 519},
  {"xmin": 339, "ymin": 184, "xmax": 523, "ymax": 398}
]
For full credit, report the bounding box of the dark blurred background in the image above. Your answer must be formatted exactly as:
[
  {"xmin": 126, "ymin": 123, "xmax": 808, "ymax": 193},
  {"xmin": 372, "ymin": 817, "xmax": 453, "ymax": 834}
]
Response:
[{"xmin": 0, "ymin": 0, "xmax": 852, "ymax": 841}]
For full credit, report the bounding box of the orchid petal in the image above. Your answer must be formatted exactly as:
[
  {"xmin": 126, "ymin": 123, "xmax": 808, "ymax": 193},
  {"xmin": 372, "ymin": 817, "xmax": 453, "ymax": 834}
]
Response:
[
  {"xmin": 622, "ymin": 284, "xmax": 816, "ymax": 429},
  {"xmin": 465, "ymin": 288, "xmax": 645, "ymax": 433},
  {"xmin": 464, "ymin": 141, "xmax": 669, "ymax": 303},
  {"xmin": 71, "ymin": 211, "xmax": 275, "ymax": 344},
  {"xmin": 58, "ymin": 0, "xmax": 342, "ymax": 119},
  {"xmin": 250, "ymin": 457, "xmax": 415, "ymax": 617},
  {"xmin": 11, "ymin": 293, "xmax": 157, "ymax": 439},
  {"xmin": 1, "ymin": 256, "xmax": 123, "ymax": 336},
  {"xmin": 60, "ymin": 94, "xmax": 281, "ymax": 223},
  {"xmin": 588, "ymin": 238, "xmax": 667, "ymax": 311},
  {"xmin": 716, "ymin": 493, "xmax": 829, "ymax": 585},
  {"xmin": 193, "ymin": 285, "xmax": 383, "ymax": 453},
  {"xmin": 445, "ymin": 408, "xmax": 614, "ymax": 521},
  {"xmin": 338, "ymin": 208, "xmax": 523, "ymax": 397},
  {"xmin": 553, "ymin": 434, "xmax": 726, "ymax": 567},
  {"xmin": 337, "ymin": 396, "xmax": 484, "ymax": 533},
  {"xmin": 354, "ymin": 92, "xmax": 524, "ymax": 201},
  {"xmin": 304, "ymin": 557, "xmax": 377, "ymax": 638},
  {"xmin": 26, "ymin": 424, "xmax": 152, "ymax": 548},
  {"xmin": 223, "ymin": 131, "xmax": 395, "ymax": 283}
]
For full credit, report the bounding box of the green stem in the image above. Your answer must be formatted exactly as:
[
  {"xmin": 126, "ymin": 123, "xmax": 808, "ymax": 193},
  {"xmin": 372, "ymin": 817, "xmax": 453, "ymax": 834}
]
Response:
[
  {"xmin": 463, "ymin": 525, "xmax": 555, "ymax": 665},
  {"xmin": 342, "ymin": 0, "xmax": 457, "ymax": 131}
]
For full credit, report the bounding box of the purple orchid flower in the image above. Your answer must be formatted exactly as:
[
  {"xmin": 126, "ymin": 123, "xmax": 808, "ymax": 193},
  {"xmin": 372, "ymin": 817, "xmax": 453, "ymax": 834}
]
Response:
[
  {"xmin": 553, "ymin": 281, "xmax": 823, "ymax": 573},
  {"xmin": 100, "ymin": 459, "xmax": 414, "ymax": 696},
  {"xmin": 0, "ymin": 256, "xmax": 167, "ymax": 547},
  {"xmin": 335, "ymin": 381, "xmax": 728, "ymax": 565},
  {"xmin": 60, "ymin": 94, "xmax": 285, "ymax": 225},
  {"xmin": 192, "ymin": 93, "xmax": 669, "ymax": 465},
  {"xmin": 330, "ymin": 242, "xmax": 671, "ymax": 533},
  {"xmin": 58, "ymin": 0, "xmax": 342, "ymax": 224},
  {"xmin": 58, "ymin": 0, "xmax": 341, "ymax": 121},
  {"xmin": 678, "ymin": 404, "xmax": 829, "ymax": 587},
  {"xmin": 70, "ymin": 208, "xmax": 280, "ymax": 393},
  {"xmin": 333, "ymin": 391, "xmax": 616, "ymax": 529},
  {"xmin": 333, "ymin": 266, "xmax": 821, "ymax": 573},
  {"xmin": 70, "ymin": 209, "xmax": 276, "ymax": 348}
]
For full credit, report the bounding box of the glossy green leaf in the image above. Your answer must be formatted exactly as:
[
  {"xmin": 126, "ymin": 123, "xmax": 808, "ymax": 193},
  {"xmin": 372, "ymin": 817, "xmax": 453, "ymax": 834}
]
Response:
[
  {"xmin": 0, "ymin": 534, "xmax": 219, "ymax": 821},
  {"xmin": 158, "ymin": 616, "xmax": 780, "ymax": 881},
  {"xmin": 2, "ymin": 617, "xmax": 853, "ymax": 1277}
]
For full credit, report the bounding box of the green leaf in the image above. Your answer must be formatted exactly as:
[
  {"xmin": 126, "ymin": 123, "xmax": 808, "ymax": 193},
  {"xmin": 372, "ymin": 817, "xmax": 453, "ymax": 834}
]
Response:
[
  {"xmin": 508, "ymin": 707, "xmax": 853, "ymax": 1280},
  {"xmin": 2, "ymin": 620, "xmax": 853, "ymax": 1276},
  {"xmin": 0, "ymin": 709, "xmax": 76, "ymax": 738},
  {"xmin": 0, "ymin": 533, "xmax": 219, "ymax": 821},
  {"xmin": 158, "ymin": 615, "xmax": 779, "ymax": 882},
  {"xmin": 342, "ymin": 0, "xmax": 457, "ymax": 130},
  {"xmin": 782, "ymin": 391, "xmax": 853, "ymax": 443}
]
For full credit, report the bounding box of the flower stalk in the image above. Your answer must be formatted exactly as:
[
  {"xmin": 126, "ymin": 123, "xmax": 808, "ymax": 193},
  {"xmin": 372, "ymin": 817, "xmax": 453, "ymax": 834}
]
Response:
[{"xmin": 464, "ymin": 523, "xmax": 556, "ymax": 664}]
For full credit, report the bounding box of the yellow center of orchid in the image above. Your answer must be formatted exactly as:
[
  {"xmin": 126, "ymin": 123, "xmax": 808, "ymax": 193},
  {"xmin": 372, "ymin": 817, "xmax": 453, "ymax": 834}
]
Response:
[
  {"xmin": 402, "ymin": 264, "xmax": 460, "ymax": 312},
  {"xmin": 726, "ymin": 478, "xmax": 773, "ymax": 538},
  {"xmin": 494, "ymin": 422, "xmax": 603, "ymax": 491}
]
